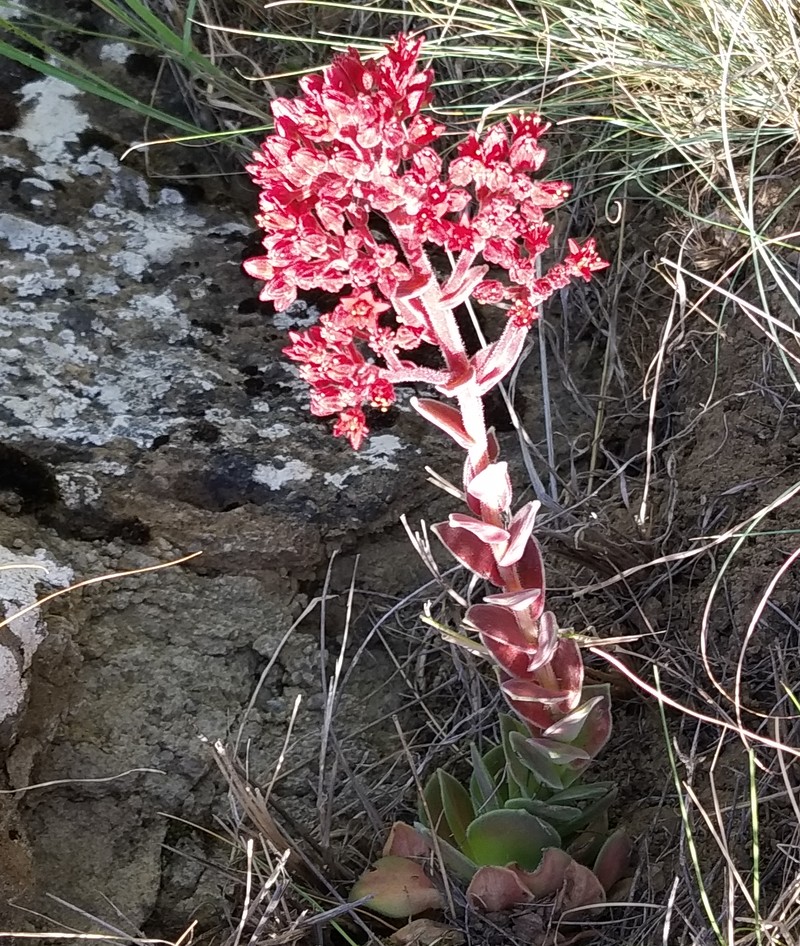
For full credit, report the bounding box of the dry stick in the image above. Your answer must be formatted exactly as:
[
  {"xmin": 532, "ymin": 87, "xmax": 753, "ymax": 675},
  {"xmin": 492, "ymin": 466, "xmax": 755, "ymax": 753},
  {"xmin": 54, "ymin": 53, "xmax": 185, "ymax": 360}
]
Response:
[
  {"xmin": 392, "ymin": 715, "xmax": 457, "ymax": 918},
  {"xmin": 0, "ymin": 551, "xmax": 203, "ymax": 633},
  {"xmin": 574, "ymin": 477, "xmax": 800, "ymax": 596},
  {"xmin": 587, "ymin": 192, "xmax": 625, "ymax": 498},
  {"xmin": 591, "ymin": 650, "xmax": 800, "ymax": 761},
  {"xmin": 637, "ymin": 235, "xmax": 686, "ymax": 530},
  {"xmin": 734, "ymin": 544, "xmax": 800, "ymax": 728},
  {"xmin": 319, "ymin": 555, "xmax": 357, "ymax": 851}
]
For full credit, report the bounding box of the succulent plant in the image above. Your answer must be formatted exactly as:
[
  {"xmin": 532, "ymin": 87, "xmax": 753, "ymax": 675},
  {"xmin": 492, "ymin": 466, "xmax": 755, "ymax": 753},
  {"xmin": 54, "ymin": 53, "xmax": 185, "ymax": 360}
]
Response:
[{"xmin": 351, "ymin": 714, "xmax": 630, "ymax": 918}]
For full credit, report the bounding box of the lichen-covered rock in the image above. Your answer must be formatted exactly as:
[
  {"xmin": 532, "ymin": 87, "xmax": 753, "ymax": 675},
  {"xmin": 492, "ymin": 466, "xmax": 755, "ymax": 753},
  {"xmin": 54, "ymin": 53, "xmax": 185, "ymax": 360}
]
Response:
[{"xmin": 0, "ymin": 62, "xmax": 448, "ymax": 935}]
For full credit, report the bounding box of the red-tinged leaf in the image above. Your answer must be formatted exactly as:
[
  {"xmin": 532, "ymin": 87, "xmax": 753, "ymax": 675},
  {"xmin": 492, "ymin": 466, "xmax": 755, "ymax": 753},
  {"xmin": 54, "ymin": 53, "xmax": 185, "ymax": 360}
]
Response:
[
  {"xmin": 384, "ymin": 822, "xmax": 432, "ymax": 859},
  {"xmin": 501, "ymin": 678, "xmax": 573, "ymax": 706},
  {"xmin": 571, "ymin": 684, "xmax": 612, "ymax": 757},
  {"xmin": 497, "ymin": 501, "xmax": 540, "ymax": 567},
  {"xmin": 467, "ymin": 603, "xmax": 538, "ymax": 678},
  {"xmin": 517, "ymin": 847, "xmax": 574, "ymax": 898},
  {"xmin": 396, "ymin": 272, "xmax": 433, "ymax": 299},
  {"xmin": 487, "ymin": 427, "xmax": 500, "ymax": 462},
  {"xmin": 592, "ymin": 829, "xmax": 632, "ymax": 893},
  {"xmin": 467, "ymin": 809, "xmax": 560, "ymax": 871},
  {"xmin": 542, "ymin": 695, "xmax": 607, "ymax": 744},
  {"xmin": 514, "ymin": 538, "xmax": 546, "ymax": 612},
  {"xmin": 503, "ymin": 686, "xmax": 558, "ymax": 733},
  {"xmin": 483, "ymin": 587, "xmax": 543, "ymax": 611},
  {"xmin": 433, "ymin": 521, "xmax": 503, "ymax": 585},
  {"xmin": 523, "ymin": 736, "xmax": 591, "ymax": 765},
  {"xmin": 440, "ymin": 264, "xmax": 489, "ymax": 308},
  {"xmin": 550, "ymin": 639, "xmax": 584, "ymax": 710},
  {"xmin": 466, "ymin": 462, "xmax": 512, "ymax": 514},
  {"xmin": 467, "ymin": 865, "xmax": 534, "ymax": 912},
  {"xmin": 557, "ymin": 860, "xmax": 606, "ymax": 914},
  {"xmin": 350, "ymin": 856, "xmax": 443, "ymax": 918},
  {"xmin": 411, "ymin": 398, "xmax": 474, "ymax": 450},
  {"xmin": 472, "ymin": 322, "xmax": 528, "ymax": 394},
  {"xmin": 557, "ymin": 685, "xmax": 612, "ymax": 781},
  {"xmin": 508, "ymin": 731, "xmax": 564, "ymax": 789},
  {"xmin": 449, "ymin": 512, "xmax": 509, "ymax": 545}
]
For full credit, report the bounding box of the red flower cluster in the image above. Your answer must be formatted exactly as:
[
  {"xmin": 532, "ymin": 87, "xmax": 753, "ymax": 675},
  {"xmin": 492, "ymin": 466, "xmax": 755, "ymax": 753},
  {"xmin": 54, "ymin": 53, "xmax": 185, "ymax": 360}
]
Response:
[{"xmin": 245, "ymin": 34, "xmax": 608, "ymax": 448}]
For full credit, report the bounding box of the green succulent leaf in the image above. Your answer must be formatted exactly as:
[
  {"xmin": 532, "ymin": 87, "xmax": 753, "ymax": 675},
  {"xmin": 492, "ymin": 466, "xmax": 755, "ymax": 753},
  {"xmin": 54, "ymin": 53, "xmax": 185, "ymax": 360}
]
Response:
[
  {"xmin": 548, "ymin": 782, "xmax": 617, "ymax": 806},
  {"xmin": 413, "ymin": 823, "xmax": 478, "ymax": 882},
  {"xmin": 508, "ymin": 731, "xmax": 564, "ymax": 790},
  {"xmin": 569, "ymin": 785, "xmax": 619, "ymax": 833},
  {"xmin": 438, "ymin": 770, "xmax": 476, "ymax": 856},
  {"xmin": 467, "ymin": 809, "xmax": 561, "ymax": 872},
  {"xmin": 421, "ymin": 769, "xmax": 448, "ymax": 841},
  {"xmin": 504, "ymin": 797, "xmax": 583, "ymax": 833},
  {"xmin": 470, "ymin": 743, "xmax": 501, "ymax": 814},
  {"xmin": 501, "ymin": 716, "xmax": 541, "ymax": 794}
]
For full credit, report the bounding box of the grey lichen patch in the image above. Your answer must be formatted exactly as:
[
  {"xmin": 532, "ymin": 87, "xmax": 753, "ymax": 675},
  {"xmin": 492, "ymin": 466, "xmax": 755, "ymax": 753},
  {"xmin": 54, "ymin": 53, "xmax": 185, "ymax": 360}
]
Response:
[
  {"xmin": 0, "ymin": 545, "xmax": 72, "ymax": 725},
  {"xmin": 252, "ymin": 458, "xmax": 316, "ymax": 490},
  {"xmin": 13, "ymin": 77, "xmax": 90, "ymax": 181}
]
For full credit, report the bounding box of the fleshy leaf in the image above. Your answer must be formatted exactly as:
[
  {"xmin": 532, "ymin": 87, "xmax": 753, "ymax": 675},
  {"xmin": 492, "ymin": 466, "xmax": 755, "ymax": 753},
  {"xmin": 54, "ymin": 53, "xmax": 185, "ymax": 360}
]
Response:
[
  {"xmin": 470, "ymin": 743, "xmax": 501, "ymax": 814},
  {"xmin": 466, "ymin": 603, "xmax": 539, "ymax": 678},
  {"xmin": 592, "ymin": 829, "xmax": 632, "ymax": 893},
  {"xmin": 483, "ymin": 587, "xmax": 543, "ymax": 610},
  {"xmin": 384, "ymin": 822, "xmax": 432, "ymax": 859},
  {"xmin": 466, "ymin": 865, "xmax": 534, "ymax": 911},
  {"xmin": 411, "ymin": 398, "xmax": 474, "ymax": 450},
  {"xmin": 466, "ymin": 808, "xmax": 560, "ymax": 871},
  {"xmin": 421, "ymin": 769, "xmax": 450, "ymax": 843},
  {"xmin": 350, "ymin": 856, "xmax": 442, "ymax": 918},
  {"xmin": 518, "ymin": 846, "xmax": 574, "ymax": 898},
  {"xmin": 504, "ymin": 797, "xmax": 583, "ymax": 833},
  {"xmin": 508, "ymin": 731, "xmax": 564, "ymax": 790},
  {"xmin": 566, "ymin": 785, "xmax": 618, "ymax": 834},
  {"xmin": 524, "ymin": 737, "xmax": 591, "ymax": 765},
  {"xmin": 432, "ymin": 521, "xmax": 502, "ymax": 585},
  {"xmin": 548, "ymin": 782, "xmax": 617, "ymax": 806},
  {"xmin": 514, "ymin": 537, "xmax": 546, "ymax": 606},
  {"xmin": 542, "ymin": 696, "xmax": 606, "ymax": 743},
  {"xmin": 567, "ymin": 813, "xmax": 609, "ymax": 865},
  {"xmin": 566, "ymin": 684, "xmax": 612, "ymax": 759},
  {"xmin": 438, "ymin": 769, "xmax": 475, "ymax": 856},
  {"xmin": 466, "ymin": 462, "xmax": 512, "ymax": 514},
  {"xmin": 496, "ymin": 501, "xmax": 540, "ymax": 567},
  {"xmin": 557, "ymin": 860, "xmax": 606, "ymax": 914},
  {"xmin": 440, "ymin": 264, "xmax": 489, "ymax": 308},
  {"xmin": 472, "ymin": 322, "xmax": 528, "ymax": 394},
  {"xmin": 500, "ymin": 715, "xmax": 534, "ymax": 794},
  {"xmin": 448, "ymin": 512, "xmax": 509, "ymax": 545},
  {"xmin": 413, "ymin": 823, "xmax": 477, "ymax": 882}
]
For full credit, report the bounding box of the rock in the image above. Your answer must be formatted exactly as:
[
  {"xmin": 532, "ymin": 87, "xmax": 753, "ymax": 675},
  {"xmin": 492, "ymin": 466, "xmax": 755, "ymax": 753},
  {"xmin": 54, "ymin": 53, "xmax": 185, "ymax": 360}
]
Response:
[{"xmin": 0, "ymin": 66, "xmax": 445, "ymax": 935}]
